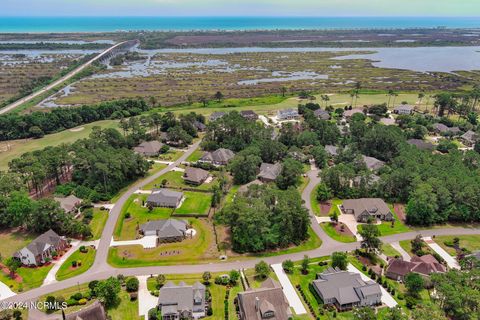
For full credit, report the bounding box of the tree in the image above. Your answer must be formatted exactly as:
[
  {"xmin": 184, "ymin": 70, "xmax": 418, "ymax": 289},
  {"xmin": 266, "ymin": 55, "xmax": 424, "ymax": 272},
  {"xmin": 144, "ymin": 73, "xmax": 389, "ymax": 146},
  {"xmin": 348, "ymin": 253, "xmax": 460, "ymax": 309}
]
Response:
[
  {"xmin": 214, "ymin": 91, "xmax": 224, "ymax": 102},
  {"xmin": 330, "ymin": 209, "xmax": 339, "ymax": 224},
  {"xmin": 156, "ymin": 274, "xmax": 166, "ymax": 288},
  {"xmin": 229, "ymin": 154, "xmax": 262, "ymax": 184},
  {"xmin": 353, "ymin": 307, "xmax": 376, "ymax": 320},
  {"xmin": 384, "ymin": 306, "xmax": 408, "ymax": 320},
  {"xmin": 201, "ymin": 272, "xmax": 213, "ymax": 286},
  {"xmin": 412, "ymin": 302, "xmax": 447, "ymax": 320},
  {"xmin": 5, "ymin": 258, "xmax": 20, "ymax": 278},
  {"xmin": 229, "ymin": 270, "xmax": 240, "ymax": 284},
  {"xmin": 410, "ymin": 235, "xmax": 425, "ymax": 255},
  {"xmin": 315, "ymin": 183, "xmax": 332, "ymax": 202},
  {"xmin": 301, "ymin": 255, "xmax": 310, "ymax": 274},
  {"xmin": 358, "ymin": 224, "xmax": 381, "ymax": 253},
  {"xmin": 310, "ymin": 146, "xmax": 328, "ymax": 169},
  {"xmin": 331, "ymin": 252, "xmax": 348, "ymax": 270},
  {"xmin": 255, "ymin": 261, "xmax": 270, "ymax": 279},
  {"xmin": 282, "ymin": 260, "xmax": 294, "ymax": 274},
  {"xmin": 280, "ymin": 86, "xmax": 287, "ymax": 97},
  {"xmin": 404, "ymin": 272, "xmax": 424, "ymax": 297},
  {"xmin": 94, "ymin": 277, "xmax": 121, "ymax": 308},
  {"xmin": 434, "ymin": 93, "xmax": 457, "ymax": 117},
  {"xmin": 276, "ymin": 158, "xmax": 303, "ymax": 190},
  {"xmin": 126, "ymin": 277, "xmax": 139, "ymax": 292},
  {"xmin": 406, "ymin": 183, "xmax": 439, "ymax": 226}
]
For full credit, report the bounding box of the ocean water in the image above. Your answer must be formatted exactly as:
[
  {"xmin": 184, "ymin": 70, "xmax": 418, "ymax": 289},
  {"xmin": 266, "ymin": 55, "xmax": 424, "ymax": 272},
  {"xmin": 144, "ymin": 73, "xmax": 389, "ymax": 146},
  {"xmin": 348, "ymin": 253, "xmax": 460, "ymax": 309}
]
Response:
[{"xmin": 0, "ymin": 17, "xmax": 479, "ymax": 33}]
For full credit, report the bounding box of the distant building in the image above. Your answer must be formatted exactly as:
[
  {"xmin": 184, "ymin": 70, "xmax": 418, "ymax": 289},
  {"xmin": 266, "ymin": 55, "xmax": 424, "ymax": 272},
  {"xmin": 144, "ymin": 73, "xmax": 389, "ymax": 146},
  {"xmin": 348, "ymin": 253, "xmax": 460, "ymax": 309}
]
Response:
[
  {"xmin": 14, "ymin": 229, "xmax": 68, "ymax": 266},
  {"xmin": 134, "ymin": 141, "xmax": 164, "ymax": 157},
  {"xmin": 352, "ymin": 174, "xmax": 380, "ymax": 188},
  {"xmin": 54, "ymin": 194, "xmax": 82, "ymax": 214},
  {"xmin": 407, "ymin": 139, "xmax": 435, "ymax": 151},
  {"xmin": 380, "ymin": 117, "xmax": 396, "ymax": 126},
  {"xmin": 140, "ymin": 219, "xmax": 188, "ymax": 243},
  {"xmin": 460, "ymin": 130, "xmax": 477, "ymax": 146},
  {"xmin": 183, "ymin": 167, "xmax": 209, "ymax": 185},
  {"xmin": 386, "ymin": 255, "xmax": 446, "ymax": 281},
  {"xmin": 314, "ymin": 109, "xmax": 331, "ymax": 120},
  {"xmin": 157, "ymin": 281, "xmax": 206, "ymax": 320},
  {"xmin": 147, "ymin": 189, "xmax": 184, "ymax": 208},
  {"xmin": 362, "ymin": 155, "xmax": 385, "ymax": 171},
  {"xmin": 341, "ymin": 198, "xmax": 393, "ymax": 223},
  {"xmin": 312, "ymin": 267, "xmax": 382, "ymax": 311},
  {"xmin": 258, "ymin": 163, "xmax": 282, "ymax": 183},
  {"xmin": 194, "ymin": 121, "xmax": 207, "ymax": 132},
  {"xmin": 432, "ymin": 123, "xmax": 461, "ymax": 135},
  {"xmin": 343, "ymin": 108, "xmax": 364, "ymax": 119},
  {"xmin": 237, "ymin": 278, "xmax": 291, "ymax": 320},
  {"xmin": 199, "ymin": 148, "xmax": 235, "ymax": 166},
  {"xmin": 65, "ymin": 300, "xmax": 107, "ymax": 320},
  {"xmin": 393, "ymin": 105, "xmax": 414, "ymax": 115},
  {"xmin": 325, "ymin": 145, "xmax": 339, "ymax": 157},
  {"xmin": 240, "ymin": 110, "xmax": 259, "ymax": 121},
  {"xmin": 209, "ymin": 112, "xmax": 226, "ymax": 122},
  {"xmin": 277, "ymin": 108, "xmax": 299, "ymax": 120}
]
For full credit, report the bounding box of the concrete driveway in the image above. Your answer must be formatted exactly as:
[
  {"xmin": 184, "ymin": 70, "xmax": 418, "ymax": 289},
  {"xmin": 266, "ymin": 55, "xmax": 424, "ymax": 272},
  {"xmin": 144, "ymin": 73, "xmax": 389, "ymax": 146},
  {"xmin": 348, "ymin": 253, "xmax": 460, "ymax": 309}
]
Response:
[
  {"xmin": 347, "ymin": 264, "xmax": 397, "ymax": 308},
  {"xmin": 422, "ymin": 237, "xmax": 460, "ymax": 269},
  {"xmin": 43, "ymin": 240, "xmax": 81, "ymax": 286},
  {"xmin": 110, "ymin": 236, "xmax": 157, "ymax": 249},
  {"xmin": 137, "ymin": 275, "xmax": 158, "ymax": 318},
  {"xmin": 0, "ymin": 280, "xmax": 15, "ymax": 300},
  {"xmin": 390, "ymin": 242, "xmax": 411, "ymax": 261},
  {"xmin": 338, "ymin": 212, "xmax": 363, "ymax": 241},
  {"xmin": 271, "ymin": 264, "xmax": 307, "ymax": 315}
]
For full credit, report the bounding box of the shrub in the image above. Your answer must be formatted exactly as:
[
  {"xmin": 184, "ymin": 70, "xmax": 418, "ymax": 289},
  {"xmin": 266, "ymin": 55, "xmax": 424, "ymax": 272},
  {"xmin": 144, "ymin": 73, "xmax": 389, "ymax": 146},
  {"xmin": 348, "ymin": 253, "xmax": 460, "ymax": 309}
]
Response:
[
  {"xmin": 362, "ymin": 265, "xmax": 367, "ymax": 271},
  {"xmin": 88, "ymin": 280, "xmax": 99, "ymax": 292},
  {"xmin": 78, "ymin": 298, "xmax": 87, "ymax": 305},
  {"xmin": 79, "ymin": 246, "xmax": 87, "ymax": 253},
  {"xmin": 71, "ymin": 292, "xmax": 82, "ymax": 301},
  {"xmin": 66, "ymin": 298, "xmax": 78, "ymax": 306},
  {"xmin": 207, "ymin": 307, "xmax": 213, "ymax": 316},
  {"xmin": 130, "ymin": 292, "xmax": 138, "ymax": 301},
  {"xmin": 148, "ymin": 308, "xmax": 159, "ymax": 320},
  {"xmin": 71, "ymin": 260, "xmax": 77, "ymax": 268},
  {"xmin": 124, "ymin": 212, "xmax": 131, "ymax": 219},
  {"xmin": 126, "ymin": 277, "xmax": 140, "ymax": 292}
]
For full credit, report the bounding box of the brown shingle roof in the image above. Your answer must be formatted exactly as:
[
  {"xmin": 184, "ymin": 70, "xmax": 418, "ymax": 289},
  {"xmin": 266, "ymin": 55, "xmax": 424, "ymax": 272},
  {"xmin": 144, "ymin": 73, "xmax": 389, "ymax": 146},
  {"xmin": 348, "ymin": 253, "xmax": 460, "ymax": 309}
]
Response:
[{"xmin": 183, "ymin": 167, "xmax": 209, "ymax": 184}]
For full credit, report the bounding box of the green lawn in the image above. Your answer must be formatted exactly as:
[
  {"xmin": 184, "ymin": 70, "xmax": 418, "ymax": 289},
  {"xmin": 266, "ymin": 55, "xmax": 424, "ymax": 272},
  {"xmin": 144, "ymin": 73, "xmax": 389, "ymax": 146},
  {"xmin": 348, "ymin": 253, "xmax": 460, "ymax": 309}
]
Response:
[
  {"xmin": 56, "ymin": 248, "xmax": 96, "ymax": 281},
  {"xmin": 252, "ymin": 227, "xmax": 322, "ymax": 257},
  {"xmin": 109, "ymin": 218, "xmax": 216, "ymax": 267},
  {"xmin": 0, "ymin": 229, "xmax": 36, "ymax": 258},
  {"xmin": 185, "ymin": 149, "xmax": 204, "ymax": 162},
  {"xmin": 320, "ymin": 222, "xmax": 357, "ymax": 243},
  {"xmin": 0, "ymin": 264, "xmax": 53, "ymax": 292},
  {"xmin": 382, "ymin": 243, "xmax": 401, "ymax": 258},
  {"xmin": 0, "ymin": 120, "xmax": 119, "ymax": 171},
  {"xmin": 174, "ymin": 191, "xmax": 212, "ymax": 216},
  {"xmin": 157, "ymin": 150, "xmax": 184, "ymax": 162},
  {"xmin": 357, "ymin": 206, "xmax": 411, "ymax": 237},
  {"xmin": 434, "ymin": 235, "xmax": 480, "ymax": 256},
  {"xmin": 86, "ymin": 208, "xmax": 108, "ymax": 240},
  {"xmin": 399, "ymin": 239, "xmax": 433, "ymax": 257},
  {"xmin": 143, "ymin": 170, "xmax": 216, "ymax": 192},
  {"xmin": 108, "ymin": 290, "xmax": 141, "ymax": 320},
  {"xmin": 310, "ymin": 184, "xmax": 321, "ymax": 216}
]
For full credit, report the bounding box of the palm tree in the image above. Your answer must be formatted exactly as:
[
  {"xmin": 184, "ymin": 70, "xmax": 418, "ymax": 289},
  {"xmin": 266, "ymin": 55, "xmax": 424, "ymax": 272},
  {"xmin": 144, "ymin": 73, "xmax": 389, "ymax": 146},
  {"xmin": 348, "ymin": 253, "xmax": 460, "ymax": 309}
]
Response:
[
  {"xmin": 417, "ymin": 92, "xmax": 425, "ymax": 110},
  {"xmin": 321, "ymin": 95, "xmax": 330, "ymax": 108},
  {"xmin": 391, "ymin": 92, "xmax": 399, "ymax": 108},
  {"xmin": 280, "ymin": 86, "xmax": 287, "ymax": 97}
]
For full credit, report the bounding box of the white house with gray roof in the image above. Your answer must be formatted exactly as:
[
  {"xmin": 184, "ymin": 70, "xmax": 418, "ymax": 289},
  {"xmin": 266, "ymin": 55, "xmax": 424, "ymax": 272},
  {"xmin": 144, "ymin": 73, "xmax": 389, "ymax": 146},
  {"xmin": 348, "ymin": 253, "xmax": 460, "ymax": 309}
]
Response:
[
  {"xmin": 393, "ymin": 105, "xmax": 414, "ymax": 115},
  {"xmin": 157, "ymin": 281, "xmax": 206, "ymax": 320},
  {"xmin": 312, "ymin": 267, "xmax": 382, "ymax": 311},
  {"xmin": 140, "ymin": 219, "xmax": 188, "ymax": 243},
  {"xmin": 147, "ymin": 189, "xmax": 184, "ymax": 208},
  {"xmin": 14, "ymin": 229, "xmax": 68, "ymax": 266},
  {"xmin": 277, "ymin": 108, "xmax": 299, "ymax": 120}
]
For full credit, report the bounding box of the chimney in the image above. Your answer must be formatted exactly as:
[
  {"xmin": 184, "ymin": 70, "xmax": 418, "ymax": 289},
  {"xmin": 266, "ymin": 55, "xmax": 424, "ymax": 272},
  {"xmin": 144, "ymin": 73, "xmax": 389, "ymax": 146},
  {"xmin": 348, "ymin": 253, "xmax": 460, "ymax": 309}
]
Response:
[{"xmin": 255, "ymin": 297, "xmax": 260, "ymax": 311}]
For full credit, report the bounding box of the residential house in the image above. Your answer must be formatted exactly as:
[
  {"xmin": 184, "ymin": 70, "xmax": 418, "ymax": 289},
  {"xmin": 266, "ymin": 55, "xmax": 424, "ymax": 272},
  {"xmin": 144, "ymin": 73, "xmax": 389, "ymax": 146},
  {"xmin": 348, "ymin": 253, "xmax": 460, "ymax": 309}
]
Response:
[
  {"xmin": 325, "ymin": 145, "xmax": 339, "ymax": 157},
  {"xmin": 209, "ymin": 112, "xmax": 226, "ymax": 122},
  {"xmin": 407, "ymin": 139, "xmax": 435, "ymax": 151},
  {"xmin": 199, "ymin": 148, "xmax": 235, "ymax": 166},
  {"xmin": 344, "ymin": 108, "xmax": 364, "ymax": 119},
  {"xmin": 393, "ymin": 105, "xmax": 414, "ymax": 115},
  {"xmin": 277, "ymin": 108, "xmax": 300, "ymax": 121},
  {"xmin": 258, "ymin": 163, "xmax": 282, "ymax": 183},
  {"xmin": 54, "ymin": 194, "xmax": 82, "ymax": 214},
  {"xmin": 147, "ymin": 189, "xmax": 184, "ymax": 208},
  {"xmin": 341, "ymin": 198, "xmax": 394, "ymax": 223},
  {"xmin": 380, "ymin": 117, "xmax": 395, "ymax": 126},
  {"xmin": 240, "ymin": 110, "xmax": 259, "ymax": 121},
  {"xmin": 314, "ymin": 109, "xmax": 331, "ymax": 120},
  {"xmin": 386, "ymin": 254, "xmax": 446, "ymax": 281},
  {"xmin": 461, "ymin": 130, "xmax": 477, "ymax": 146},
  {"xmin": 312, "ymin": 267, "xmax": 382, "ymax": 311},
  {"xmin": 362, "ymin": 155, "xmax": 385, "ymax": 171},
  {"xmin": 352, "ymin": 174, "xmax": 380, "ymax": 188},
  {"xmin": 433, "ymin": 123, "xmax": 461, "ymax": 135},
  {"xmin": 183, "ymin": 167, "xmax": 209, "ymax": 185},
  {"xmin": 14, "ymin": 229, "xmax": 68, "ymax": 266},
  {"xmin": 157, "ymin": 281, "xmax": 206, "ymax": 320},
  {"xmin": 237, "ymin": 278, "xmax": 291, "ymax": 320},
  {"xmin": 134, "ymin": 141, "xmax": 164, "ymax": 157},
  {"xmin": 140, "ymin": 219, "xmax": 188, "ymax": 243},
  {"xmin": 65, "ymin": 300, "xmax": 107, "ymax": 320},
  {"xmin": 194, "ymin": 121, "xmax": 207, "ymax": 132}
]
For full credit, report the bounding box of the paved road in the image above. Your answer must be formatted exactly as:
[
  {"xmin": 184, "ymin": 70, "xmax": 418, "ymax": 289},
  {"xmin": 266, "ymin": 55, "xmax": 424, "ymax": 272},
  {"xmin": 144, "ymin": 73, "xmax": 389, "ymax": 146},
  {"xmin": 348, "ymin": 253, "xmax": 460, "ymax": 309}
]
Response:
[
  {"xmin": 2, "ymin": 151, "xmax": 480, "ymax": 305},
  {"xmin": 0, "ymin": 41, "xmax": 129, "ymax": 115}
]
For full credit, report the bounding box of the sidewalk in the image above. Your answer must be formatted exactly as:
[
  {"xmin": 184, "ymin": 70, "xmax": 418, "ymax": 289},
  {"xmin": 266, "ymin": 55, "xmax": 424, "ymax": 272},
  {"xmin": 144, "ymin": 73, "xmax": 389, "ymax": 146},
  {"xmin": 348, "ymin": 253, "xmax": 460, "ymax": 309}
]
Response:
[
  {"xmin": 422, "ymin": 237, "xmax": 460, "ymax": 269},
  {"xmin": 271, "ymin": 264, "xmax": 307, "ymax": 315}
]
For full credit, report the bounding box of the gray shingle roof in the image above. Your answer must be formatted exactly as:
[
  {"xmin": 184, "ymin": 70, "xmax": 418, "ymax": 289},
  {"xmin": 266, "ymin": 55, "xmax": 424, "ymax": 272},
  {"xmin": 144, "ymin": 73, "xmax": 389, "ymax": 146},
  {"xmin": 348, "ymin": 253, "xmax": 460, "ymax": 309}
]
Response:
[
  {"xmin": 325, "ymin": 145, "xmax": 338, "ymax": 156},
  {"xmin": 342, "ymin": 198, "xmax": 391, "ymax": 220},
  {"xmin": 258, "ymin": 163, "xmax": 282, "ymax": 181},
  {"xmin": 461, "ymin": 130, "xmax": 477, "ymax": 143},
  {"xmin": 407, "ymin": 139, "xmax": 435, "ymax": 150},
  {"xmin": 17, "ymin": 229, "xmax": 63, "ymax": 257},
  {"xmin": 133, "ymin": 141, "xmax": 164, "ymax": 155},
  {"xmin": 209, "ymin": 112, "xmax": 226, "ymax": 121},
  {"xmin": 140, "ymin": 219, "xmax": 188, "ymax": 238},
  {"xmin": 200, "ymin": 148, "xmax": 235, "ymax": 164},
  {"xmin": 184, "ymin": 167, "xmax": 209, "ymax": 184},
  {"xmin": 362, "ymin": 155, "xmax": 385, "ymax": 171},
  {"xmin": 147, "ymin": 189, "xmax": 183, "ymax": 207},
  {"xmin": 158, "ymin": 281, "xmax": 206, "ymax": 314},
  {"xmin": 54, "ymin": 194, "xmax": 82, "ymax": 212},
  {"xmin": 314, "ymin": 109, "xmax": 330, "ymax": 120}
]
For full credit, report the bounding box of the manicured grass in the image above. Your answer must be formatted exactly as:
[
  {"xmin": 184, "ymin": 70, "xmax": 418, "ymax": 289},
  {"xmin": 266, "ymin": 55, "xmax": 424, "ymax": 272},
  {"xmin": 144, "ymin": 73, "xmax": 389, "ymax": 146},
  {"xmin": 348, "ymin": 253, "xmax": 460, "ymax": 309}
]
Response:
[
  {"xmin": 143, "ymin": 170, "xmax": 216, "ymax": 191},
  {"xmin": 174, "ymin": 191, "xmax": 212, "ymax": 216},
  {"xmin": 382, "ymin": 243, "xmax": 401, "ymax": 258},
  {"xmin": 108, "ymin": 290, "xmax": 141, "ymax": 320},
  {"xmin": 320, "ymin": 222, "xmax": 357, "ymax": 243},
  {"xmin": 434, "ymin": 235, "xmax": 480, "ymax": 256},
  {"xmin": 86, "ymin": 208, "xmax": 108, "ymax": 240},
  {"xmin": 0, "ymin": 264, "xmax": 54, "ymax": 292},
  {"xmin": 253, "ymin": 227, "xmax": 322, "ymax": 257},
  {"xmin": 0, "ymin": 229, "xmax": 36, "ymax": 258},
  {"xmin": 0, "ymin": 120, "xmax": 119, "ymax": 171},
  {"xmin": 357, "ymin": 206, "xmax": 411, "ymax": 237},
  {"xmin": 223, "ymin": 185, "xmax": 239, "ymax": 204},
  {"xmin": 399, "ymin": 239, "xmax": 433, "ymax": 257},
  {"xmin": 298, "ymin": 175, "xmax": 310, "ymax": 193},
  {"xmin": 56, "ymin": 248, "xmax": 96, "ymax": 281},
  {"xmin": 108, "ymin": 219, "xmax": 216, "ymax": 267},
  {"xmin": 157, "ymin": 150, "xmax": 184, "ymax": 161},
  {"xmin": 185, "ymin": 149, "xmax": 204, "ymax": 162},
  {"xmin": 310, "ymin": 184, "xmax": 321, "ymax": 216}
]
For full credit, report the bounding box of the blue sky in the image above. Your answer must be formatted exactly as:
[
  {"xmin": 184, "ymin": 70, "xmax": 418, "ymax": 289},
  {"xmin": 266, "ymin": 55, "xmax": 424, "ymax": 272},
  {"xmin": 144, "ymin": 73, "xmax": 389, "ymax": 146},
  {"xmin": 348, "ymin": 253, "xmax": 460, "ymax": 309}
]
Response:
[{"xmin": 2, "ymin": 0, "xmax": 480, "ymax": 17}]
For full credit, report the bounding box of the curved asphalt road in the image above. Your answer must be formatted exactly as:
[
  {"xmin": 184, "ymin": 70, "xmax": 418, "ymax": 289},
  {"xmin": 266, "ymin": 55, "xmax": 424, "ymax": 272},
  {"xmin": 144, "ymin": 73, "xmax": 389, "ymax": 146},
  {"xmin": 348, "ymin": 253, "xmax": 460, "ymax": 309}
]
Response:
[{"xmin": 2, "ymin": 143, "xmax": 480, "ymax": 305}]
